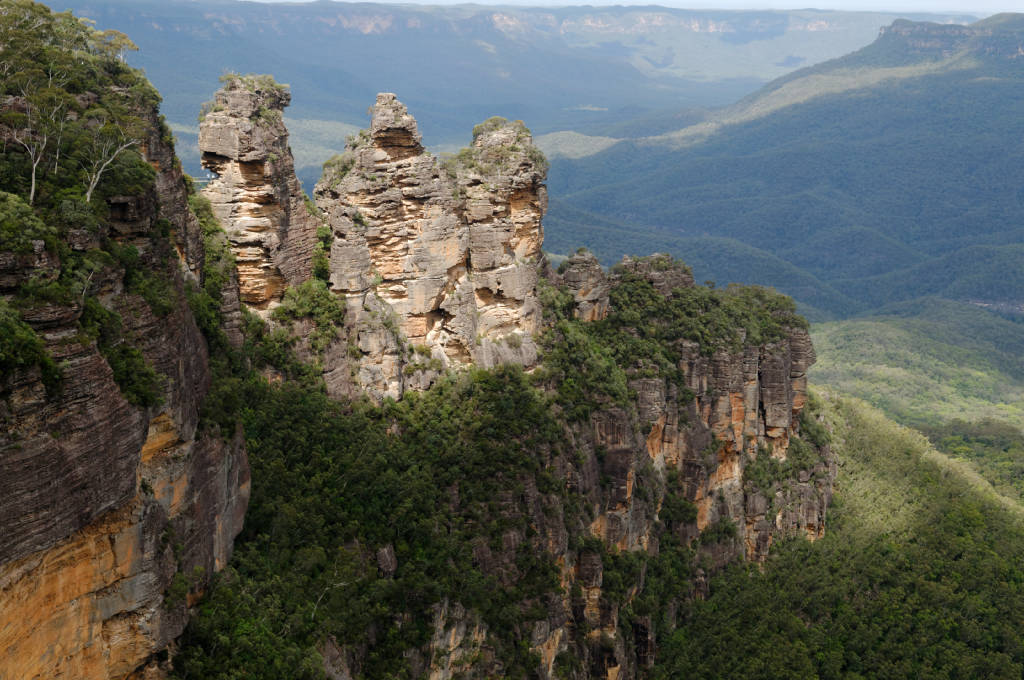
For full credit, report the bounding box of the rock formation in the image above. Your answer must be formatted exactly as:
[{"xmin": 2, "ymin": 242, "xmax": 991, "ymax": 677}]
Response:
[
  {"xmin": 198, "ymin": 88, "xmax": 546, "ymax": 401},
  {"xmin": 0, "ymin": 90, "xmax": 248, "ymax": 680},
  {"xmin": 311, "ymin": 94, "xmax": 546, "ymax": 400},
  {"xmin": 558, "ymin": 250, "xmax": 612, "ymax": 321},
  {"xmin": 514, "ymin": 256, "xmax": 834, "ymax": 678},
  {"xmin": 199, "ymin": 74, "xmax": 317, "ymax": 311},
  {"xmin": 320, "ymin": 255, "xmax": 833, "ymax": 680}
]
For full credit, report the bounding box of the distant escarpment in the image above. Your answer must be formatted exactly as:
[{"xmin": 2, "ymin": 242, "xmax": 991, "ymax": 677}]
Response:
[
  {"xmin": 0, "ymin": 6, "xmax": 248, "ymax": 679},
  {"xmin": 877, "ymin": 14, "xmax": 1024, "ymax": 60}
]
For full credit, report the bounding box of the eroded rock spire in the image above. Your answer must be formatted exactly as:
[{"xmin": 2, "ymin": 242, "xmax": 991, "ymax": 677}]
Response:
[
  {"xmin": 198, "ymin": 74, "xmax": 316, "ymax": 311},
  {"xmin": 313, "ymin": 93, "xmax": 548, "ymax": 400}
]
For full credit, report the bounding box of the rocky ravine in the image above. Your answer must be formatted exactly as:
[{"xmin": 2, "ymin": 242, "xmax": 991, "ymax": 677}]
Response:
[{"xmin": 0, "ymin": 93, "xmax": 248, "ymax": 678}]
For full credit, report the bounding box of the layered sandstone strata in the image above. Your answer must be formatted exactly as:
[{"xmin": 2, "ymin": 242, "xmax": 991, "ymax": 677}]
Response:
[
  {"xmin": 199, "ymin": 75, "xmax": 317, "ymax": 311},
  {"xmin": 0, "ymin": 100, "xmax": 249, "ymax": 680},
  {"xmin": 313, "ymin": 94, "xmax": 546, "ymax": 400}
]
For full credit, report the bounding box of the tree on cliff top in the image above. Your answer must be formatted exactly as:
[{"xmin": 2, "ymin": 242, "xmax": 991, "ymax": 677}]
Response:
[{"xmin": 0, "ymin": 0, "xmax": 150, "ymax": 208}]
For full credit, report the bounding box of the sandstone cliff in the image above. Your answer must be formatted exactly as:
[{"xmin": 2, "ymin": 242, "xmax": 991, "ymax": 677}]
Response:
[
  {"xmin": 199, "ymin": 74, "xmax": 317, "ymax": 311},
  {"xmin": 529, "ymin": 256, "xmax": 832, "ymax": 678},
  {"xmin": 0, "ymin": 63, "xmax": 248, "ymax": 680},
  {"xmin": 318, "ymin": 254, "xmax": 833, "ymax": 680},
  {"xmin": 200, "ymin": 86, "xmax": 548, "ymax": 402},
  {"xmin": 312, "ymin": 94, "xmax": 546, "ymax": 400}
]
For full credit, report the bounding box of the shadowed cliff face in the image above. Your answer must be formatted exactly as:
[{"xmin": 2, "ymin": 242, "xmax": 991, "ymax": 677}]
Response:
[
  {"xmin": 199, "ymin": 75, "xmax": 317, "ymax": 311},
  {"xmin": 0, "ymin": 60, "xmax": 248, "ymax": 680}
]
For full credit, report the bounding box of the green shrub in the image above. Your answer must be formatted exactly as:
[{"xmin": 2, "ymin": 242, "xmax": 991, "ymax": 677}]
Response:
[
  {"xmin": 312, "ymin": 224, "xmax": 332, "ymax": 282},
  {"xmin": 271, "ymin": 279, "xmax": 345, "ymax": 353},
  {"xmin": 102, "ymin": 341, "xmax": 163, "ymax": 407},
  {"xmin": 0, "ymin": 299, "xmax": 61, "ymax": 394},
  {"xmin": 79, "ymin": 296, "xmax": 163, "ymax": 407},
  {"xmin": 0, "ymin": 191, "xmax": 58, "ymax": 254},
  {"xmin": 108, "ymin": 240, "xmax": 174, "ymax": 316},
  {"xmin": 322, "ymin": 151, "xmax": 355, "ymax": 187},
  {"xmin": 699, "ymin": 518, "xmax": 737, "ymax": 545}
]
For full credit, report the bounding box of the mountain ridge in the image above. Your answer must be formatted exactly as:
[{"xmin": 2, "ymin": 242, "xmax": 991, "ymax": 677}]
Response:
[{"xmin": 546, "ymin": 12, "xmax": 1024, "ymax": 318}]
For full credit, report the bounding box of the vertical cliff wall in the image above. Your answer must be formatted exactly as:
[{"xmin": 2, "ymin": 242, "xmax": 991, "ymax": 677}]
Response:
[
  {"xmin": 312, "ymin": 94, "xmax": 546, "ymax": 400},
  {"xmin": 199, "ymin": 74, "xmax": 317, "ymax": 311},
  {"xmin": 0, "ymin": 57, "xmax": 248, "ymax": 680},
  {"xmin": 520, "ymin": 254, "xmax": 833, "ymax": 678}
]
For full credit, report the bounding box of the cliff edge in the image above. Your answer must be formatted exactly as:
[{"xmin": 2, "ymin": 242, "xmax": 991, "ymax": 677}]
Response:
[{"xmin": 0, "ymin": 6, "xmax": 248, "ymax": 678}]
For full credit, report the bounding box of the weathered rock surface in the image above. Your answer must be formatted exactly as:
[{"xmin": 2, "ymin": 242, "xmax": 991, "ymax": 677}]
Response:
[
  {"xmin": 559, "ymin": 250, "xmax": 610, "ymax": 321},
  {"xmin": 0, "ymin": 97, "xmax": 248, "ymax": 680},
  {"xmin": 313, "ymin": 94, "xmax": 545, "ymax": 401},
  {"xmin": 199, "ymin": 75, "xmax": 317, "ymax": 311},
  {"xmin": 398, "ymin": 258, "xmax": 831, "ymax": 680}
]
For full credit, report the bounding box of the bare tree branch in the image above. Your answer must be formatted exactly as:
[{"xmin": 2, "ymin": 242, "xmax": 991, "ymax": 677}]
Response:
[{"xmin": 82, "ymin": 119, "xmax": 138, "ymax": 203}]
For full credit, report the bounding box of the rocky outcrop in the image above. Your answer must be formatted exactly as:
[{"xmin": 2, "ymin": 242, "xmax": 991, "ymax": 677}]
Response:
[
  {"xmin": 0, "ymin": 94, "xmax": 248, "ymax": 679},
  {"xmin": 199, "ymin": 75, "xmax": 317, "ymax": 311},
  {"xmin": 559, "ymin": 250, "xmax": 610, "ymax": 322},
  {"xmin": 412, "ymin": 257, "xmax": 831, "ymax": 679},
  {"xmin": 313, "ymin": 94, "xmax": 545, "ymax": 401}
]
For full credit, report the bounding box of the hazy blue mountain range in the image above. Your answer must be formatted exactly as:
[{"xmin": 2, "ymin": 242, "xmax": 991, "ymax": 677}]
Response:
[
  {"xmin": 545, "ymin": 14, "xmax": 1024, "ymax": 319},
  {"xmin": 62, "ymin": 0, "xmax": 972, "ymax": 185}
]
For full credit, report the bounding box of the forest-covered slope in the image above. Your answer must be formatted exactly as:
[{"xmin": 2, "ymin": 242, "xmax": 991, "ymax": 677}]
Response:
[
  {"xmin": 171, "ymin": 247, "xmax": 832, "ymax": 679},
  {"xmin": 656, "ymin": 393, "xmax": 1024, "ymax": 679},
  {"xmin": 546, "ymin": 14, "xmax": 1024, "ymax": 319},
  {"xmin": 811, "ymin": 298, "xmax": 1024, "ymax": 504}
]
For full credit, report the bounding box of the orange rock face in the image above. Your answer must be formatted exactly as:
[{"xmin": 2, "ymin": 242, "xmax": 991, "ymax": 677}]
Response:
[{"xmin": 1, "ymin": 84, "xmax": 250, "ymax": 679}]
